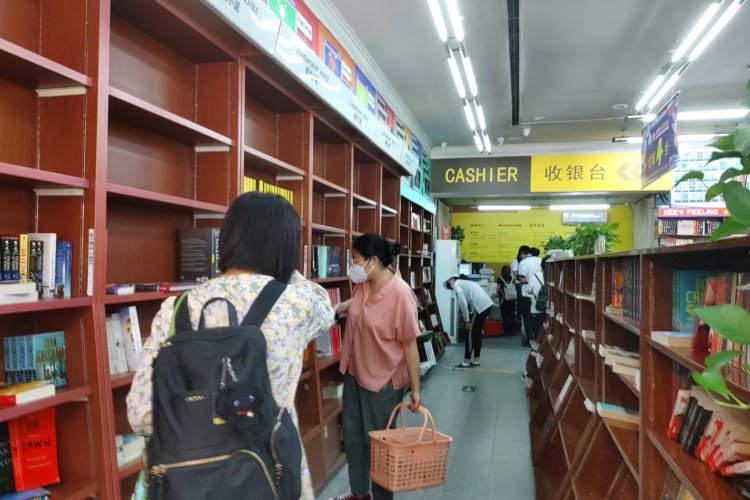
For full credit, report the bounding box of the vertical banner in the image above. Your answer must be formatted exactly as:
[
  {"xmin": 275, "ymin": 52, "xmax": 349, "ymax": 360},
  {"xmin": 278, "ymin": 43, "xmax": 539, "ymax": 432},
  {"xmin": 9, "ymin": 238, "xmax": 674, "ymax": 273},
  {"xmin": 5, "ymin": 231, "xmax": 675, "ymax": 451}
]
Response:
[{"xmin": 642, "ymin": 93, "xmax": 679, "ymax": 187}]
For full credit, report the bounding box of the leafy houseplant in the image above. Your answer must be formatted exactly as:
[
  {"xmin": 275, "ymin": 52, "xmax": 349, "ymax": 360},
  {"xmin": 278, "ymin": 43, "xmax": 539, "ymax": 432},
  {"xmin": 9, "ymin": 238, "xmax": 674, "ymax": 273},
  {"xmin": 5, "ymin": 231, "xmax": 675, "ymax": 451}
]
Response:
[
  {"xmin": 542, "ymin": 235, "xmax": 570, "ymax": 253},
  {"xmin": 673, "ymin": 78, "xmax": 750, "ymax": 408},
  {"xmin": 451, "ymin": 225, "xmax": 465, "ymax": 243},
  {"xmin": 566, "ymin": 222, "xmax": 620, "ymax": 256}
]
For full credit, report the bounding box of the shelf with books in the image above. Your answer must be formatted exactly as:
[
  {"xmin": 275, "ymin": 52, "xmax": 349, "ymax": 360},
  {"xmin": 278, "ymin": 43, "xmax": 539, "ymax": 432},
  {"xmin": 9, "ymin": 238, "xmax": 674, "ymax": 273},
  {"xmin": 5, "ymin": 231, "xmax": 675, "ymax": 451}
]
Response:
[
  {"xmin": 647, "ymin": 429, "xmax": 737, "ymax": 499},
  {"xmin": 103, "ymin": 291, "xmax": 182, "ymax": 305},
  {"xmin": 117, "ymin": 458, "xmax": 142, "ymax": 480},
  {"xmin": 602, "ymin": 309, "xmax": 640, "ymax": 336},
  {"xmin": 0, "ymin": 385, "xmax": 92, "ymax": 424},
  {"xmin": 317, "ymin": 353, "xmax": 342, "ymax": 372},
  {"xmin": 108, "ymin": 87, "xmax": 233, "ymax": 147}
]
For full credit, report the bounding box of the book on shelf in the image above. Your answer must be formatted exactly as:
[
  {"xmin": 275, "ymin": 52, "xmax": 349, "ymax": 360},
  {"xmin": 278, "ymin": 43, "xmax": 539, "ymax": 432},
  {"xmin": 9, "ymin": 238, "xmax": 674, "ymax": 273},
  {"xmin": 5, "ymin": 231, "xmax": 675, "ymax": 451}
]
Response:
[
  {"xmin": 580, "ymin": 329, "xmax": 595, "ymax": 341},
  {"xmin": 611, "ymin": 261, "xmax": 623, "ymax": 309},
  {"xmin": 612, "ymin": 364, "xmax": 640, "ymax": 379},
  {"xmin": 179, "ymin": 228, "xmax": 221, "ymax": 283},
  {"xmin": 596, "ymin": 402, "xmax": 639, "ymax": 430},
  {"xmin": 106, "ymin": 314, "xmax": 129, "ymax": 375},
  {"xmin": 105, "ymin": 283, "xmax": 135, "ymax": 295},
  {"xmin": 409, "ymin": 272, "xmax": 416, "ymax": 288},
  {"xmin": 553, "ymin": 375, "xmax": 573, "ymax": 412},
  {"xmin": 430, "ymin": 313, "xmax": 439, "ymax": 327},
  {"xmin": 318, "ymin": 288, "xmax": 342, "ymax": 357},
  {"xmin": 53, "ymin": 241, "xmax": 72, "ymax": 299},
  {"xmin": 243, "ymin": 176, "xmax": 294, "ymax": 205},
  {"xmin": 672, "ymin": 271, "xmax": 715, "ymax": 333},
  {"xmin": 0, "ymin": 424, "xmax": 12, "ymax": 495},
  {"xmin": 622, "ymin": 258, "xmax": 640, "ymax": 321},
  {"xmin": 658, "ymin": 218, "xmax": 721, "ymax": 237},
  {"xmin": 0, "ymin": 488, "xmax": 51, "ymax": 500},
  {"xmin": 8, "ymin": 408, "xmax": 59, "ymax": 491},
  {"xmin": 0, "ymin": 284, "xmax": 38, "ymax": 305},
  {"xmin": 0, "ymin": 237, "xmax": 19, "ymax": 282},
  {"xmin": 115, "ymin": 433, "xmax": 145, "ymax": 467},
  {"xmin": 410, "ymin": 212, "xmax": 421, "ymax": 231},
  {"xmin": 156, "ymin": 282, "xmax": 198, "ymax": 293},
  {"xmin": 603, "ymin": 349, "xmax": 640, "ymax": 369},
  {"xmin": 27, "ymin": 234, "xmax": 56, "ymax": 300},
  {"xmin": 3, "ymin": 332, "xmax": 66, "ymax": 388},
  {"xmin": 0, "ymin": 382, "xmax": 55, "ymax": 407},
  {"xmin": 118, "ymin": 306, "xmax": 143, "ymax": 372},
  {"xmin": 424, "ymin": 288, "xmax": 433, "ymax": 305},
  {"xmin": 312, "ymin": 246, "xmax": 342, "ymax": 279},
  {"xmin": 651, "ymin": 331, "xmax": 692, "ymax": 348},
  {"xmin": 321, "ymin": 383, "xmax": 343, "ymax": 401}
]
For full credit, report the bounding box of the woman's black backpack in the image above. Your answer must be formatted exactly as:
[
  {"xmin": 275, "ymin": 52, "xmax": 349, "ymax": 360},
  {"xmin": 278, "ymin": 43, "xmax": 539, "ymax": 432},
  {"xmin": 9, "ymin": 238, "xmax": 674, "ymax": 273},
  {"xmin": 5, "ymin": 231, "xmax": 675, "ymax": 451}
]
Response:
[{"xmin": 146, "ymin": 280, "xmax": 302, "ymax": 500}]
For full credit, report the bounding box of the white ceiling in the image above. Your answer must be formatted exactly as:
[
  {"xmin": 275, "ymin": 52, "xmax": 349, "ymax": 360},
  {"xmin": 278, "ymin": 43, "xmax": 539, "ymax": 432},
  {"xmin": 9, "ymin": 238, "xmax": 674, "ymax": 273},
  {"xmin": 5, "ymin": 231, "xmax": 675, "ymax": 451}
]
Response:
[{"xmin": 330, "ymin": 0, "xmax": 750, "ymax": 150}]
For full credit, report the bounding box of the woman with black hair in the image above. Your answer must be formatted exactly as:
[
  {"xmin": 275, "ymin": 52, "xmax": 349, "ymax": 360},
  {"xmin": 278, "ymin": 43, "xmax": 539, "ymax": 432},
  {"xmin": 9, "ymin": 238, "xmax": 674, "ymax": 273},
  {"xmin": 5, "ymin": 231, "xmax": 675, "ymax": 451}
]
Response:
[
  {"xmin": 498, "ymin": 265, "xmax": 517, "ymax": 336},
  {"xmin": 331, "ymin": 234, "xmax": 422, "ymax": 500},
  {"xmin": 127, "ymin": 192, "xmax": 335, "ymax": 500}
]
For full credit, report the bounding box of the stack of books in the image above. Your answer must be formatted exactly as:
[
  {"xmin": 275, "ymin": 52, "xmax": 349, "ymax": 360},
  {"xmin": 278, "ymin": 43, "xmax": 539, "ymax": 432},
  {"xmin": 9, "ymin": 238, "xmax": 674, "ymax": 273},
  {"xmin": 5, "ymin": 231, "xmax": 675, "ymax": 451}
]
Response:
[
  {"xmin": 106, "ymin": 306, "xmax": 143, "ymax": 376},
  {"xmin": 0, "ymin": 234, "xmax": 72, "ymax": 302},
  {"xmin": 2, "ymin": 332, "xmax": 66, "ymax": 388},
  {"xmin": 600, "ymin": 344, "xmax": 640, "ymax": 386}
]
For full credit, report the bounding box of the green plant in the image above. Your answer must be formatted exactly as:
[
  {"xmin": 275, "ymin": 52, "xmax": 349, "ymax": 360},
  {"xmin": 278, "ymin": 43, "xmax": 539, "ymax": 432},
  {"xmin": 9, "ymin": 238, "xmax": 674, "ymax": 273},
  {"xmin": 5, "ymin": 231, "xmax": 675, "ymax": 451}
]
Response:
[
  {"xmin": 542, "ymin": 235, "xmax": 569, "ymax": 253},
  {"xmin": 566, "ymin": 222, "xmax": 620, "ymax": 256},
  {"xmin": 673, "ymin": 79, "xmax": 750, "ymax": 407},
  {"xmin": 451, "ymin": 225, "xmax": 465, "ymax": 243}
]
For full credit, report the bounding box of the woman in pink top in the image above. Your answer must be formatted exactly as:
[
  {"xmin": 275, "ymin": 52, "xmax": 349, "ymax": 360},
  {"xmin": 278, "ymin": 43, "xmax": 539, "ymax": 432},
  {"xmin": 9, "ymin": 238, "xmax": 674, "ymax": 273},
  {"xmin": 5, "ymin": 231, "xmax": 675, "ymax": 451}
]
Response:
[{"xmin": 331, "ymin": 234, "xmax": 422, "ymax": 500}]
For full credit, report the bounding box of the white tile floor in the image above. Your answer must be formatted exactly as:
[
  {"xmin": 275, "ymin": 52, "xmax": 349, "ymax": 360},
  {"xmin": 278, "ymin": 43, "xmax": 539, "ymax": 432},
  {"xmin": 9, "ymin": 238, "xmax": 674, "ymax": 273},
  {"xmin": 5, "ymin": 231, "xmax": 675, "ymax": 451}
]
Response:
[{"xmin": 316, "ymin": 336, "xmax": 535, "ymax": 500}]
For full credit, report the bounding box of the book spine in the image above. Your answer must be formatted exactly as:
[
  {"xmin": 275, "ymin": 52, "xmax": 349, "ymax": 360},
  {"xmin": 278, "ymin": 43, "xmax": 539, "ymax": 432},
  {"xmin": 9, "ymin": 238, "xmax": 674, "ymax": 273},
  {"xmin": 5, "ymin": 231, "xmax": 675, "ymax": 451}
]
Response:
[
  {"xmin": 18, "ymin": 234, "xmax": 28, "ymax": 284},
  {"xmin": 0, "ymin": 237, "xmax": 10, "ymax": 282},
  {"xmin": 25, "ymin": 336, "xmax": 34, "ymax": 383},
  {"xmin": 10, "ymin": 237, "xmax": 19, "ymax": 282},
  {"xmin": 2, "ymin": 338, "xmax": 9, "ymax": 384},
  {"xmin": 17, "ymin": 336, "xmax": 26, "ymax": 383}
]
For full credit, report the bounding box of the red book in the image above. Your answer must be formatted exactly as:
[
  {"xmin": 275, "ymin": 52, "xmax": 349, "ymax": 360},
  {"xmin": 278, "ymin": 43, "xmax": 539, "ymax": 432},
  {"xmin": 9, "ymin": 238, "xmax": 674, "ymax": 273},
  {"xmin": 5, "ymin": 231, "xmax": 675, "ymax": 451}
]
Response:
[
  {"xmin": 691, "ymin": 276, "xmax": 719, "ymax": 353},
  {"xmin": 667, "ymin": 389, "xmax": 691, "ymax": 440},
  {"xmin": 8, "ymin": 408, "xmax": 60, "ymax": 490}
]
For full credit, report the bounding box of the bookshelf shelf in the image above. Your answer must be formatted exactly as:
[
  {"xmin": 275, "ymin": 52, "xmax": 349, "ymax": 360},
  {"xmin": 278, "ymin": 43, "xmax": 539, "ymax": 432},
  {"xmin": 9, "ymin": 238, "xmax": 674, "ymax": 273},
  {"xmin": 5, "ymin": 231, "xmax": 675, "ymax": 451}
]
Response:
[
  {"xmin": 615, "ymin": 372, "xmax": 640, "ymax": 397},
  {"xmin": 0, "ymin": 38, "xmax": 92, "ymax": 89},
  {"xmin": 243, "ymin": 145, "xmax": 306, "ymax": 177},
  {"xmin": 0, "ymin": 385, "xmax": 92, "ymax": 423},
  {"xmin": 48, "ymin": 480, "xmax": 99, "ymax": 500},
  {"xmin": 317, "ymin": 353, "xmax": 341, "ymax": 371},
  {"xmin": 352, "ymin": 230, "xmax": 364, "ymax": 238},
  {"xmin": 109, "ymin": 87, "xmax": 233, "ymax": 147},
  {"xmin": 111, "ymin": 372, "xmax": 136, "ymax": 390},
  {"xmin": 103, "ymin": 291, "xmax": 182, "ymax": 305},
  {"xmin": 300, "ymin": 423, "xmax": 319, "ymax": 443},
  {"xmin": 107, "ymin": 183, "xmax": 228, "ymax": 214},
  {"xmin": 601, "ymin": 416, "xmax": 640, "ymax": 483},
  {"xmin": 382, "ymin": 204, "xmax": 398, "ymax": 215},
  {"xmin": 312, "ymin": 277, "xmax": 350, "ymax": 284},
  {"xmin": 311, "ymin": 223, "xmax": 347, "ymax": 235},
  {"xmin": 312, "ymin": 175, "xmax": 348, "ymax": 195},
  {"xmin": 322, "ymin": 399, "xmax": 343, "ymax": 424},
  {"xmin": 0, "ymin": 161, "xmax": 89, "ymax": 189},
  {"xmin": 574, "ymin": 293, "xmax": 596, "ymax": 304},
  {"xmin": 0, "ymin": 297, "xmax": 92, "ymax": 316},
  {"xmin": 647, "ymin": 430, "xmax": 736, "ymax": 499},
  {"xmin": 602, "ymin": 310, "xmax": 640, "ymax": 336},
  {"xmin": 352, "ymin": 193, "xmax": 377, "ymax": 207},
  {"xmin": 118, "ymin": 458, "xmax": 142, "ymax": 480},
  {"xmin": 582, "ymin": 339, "xmax": 597, "ymax": 355},
  {"xmin": 648, "ymin": 339, "xmax": 750, "ymax": 400}
]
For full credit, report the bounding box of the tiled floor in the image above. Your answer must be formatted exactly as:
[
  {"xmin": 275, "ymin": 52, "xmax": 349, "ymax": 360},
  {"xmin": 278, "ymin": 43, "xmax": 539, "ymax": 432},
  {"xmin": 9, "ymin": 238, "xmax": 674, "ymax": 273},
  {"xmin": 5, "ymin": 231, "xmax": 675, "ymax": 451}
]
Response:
[{"xmin": 317, "ymin": 335, "xmax": 535, "ymax": 500}]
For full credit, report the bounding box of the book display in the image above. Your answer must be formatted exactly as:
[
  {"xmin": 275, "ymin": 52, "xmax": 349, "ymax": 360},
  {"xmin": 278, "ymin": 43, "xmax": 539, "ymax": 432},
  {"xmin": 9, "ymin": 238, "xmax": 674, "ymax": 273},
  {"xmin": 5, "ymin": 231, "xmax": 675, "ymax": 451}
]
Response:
[
  {"xmin": 0, "ymin": 1, "xmax": 428, "ymax": 498},
  {"xmin": 528, "ymin": 237, "xmax": 750, "ymax": 499}
]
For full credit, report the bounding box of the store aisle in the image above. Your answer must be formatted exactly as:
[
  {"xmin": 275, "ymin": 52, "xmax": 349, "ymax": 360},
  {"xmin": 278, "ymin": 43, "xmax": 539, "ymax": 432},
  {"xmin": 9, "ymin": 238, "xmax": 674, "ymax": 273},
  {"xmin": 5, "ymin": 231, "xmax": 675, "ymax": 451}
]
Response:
[{"xmin": 317, "ymin": 336, "xmax": 535, "ymax": 500}]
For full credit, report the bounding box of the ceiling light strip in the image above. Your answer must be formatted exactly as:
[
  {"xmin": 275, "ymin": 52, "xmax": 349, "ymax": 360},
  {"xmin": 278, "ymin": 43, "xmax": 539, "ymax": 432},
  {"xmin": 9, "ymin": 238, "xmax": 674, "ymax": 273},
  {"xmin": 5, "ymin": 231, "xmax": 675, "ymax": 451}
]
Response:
[
  {"xmin": 635, "ymin": 74, "xmax": 665, "ymax": 111},
  {"xmin": 549, "ymin": 204, "xmax": 610, "ymax": 211},
  {"xmin": 445, "ymin": 0, "xmax": 465, "ymax": 42},
  {"xmin": 473, "ymin": 131, "xmax": 483, "ymax": 152},
  {"xmin": 671, "ymin": 1, "xmax": 723, "ymax": 62},
  {"xmin": 689, "ymin": 0, "xmax": 744, "ymax": 62},
  {"xmin": 477, "ymin": 205, "xmax": 531, "ymax": 211},
  {"xmin": 446, "ymin": 49, "xmax": 466, "ymax": 98},
  {"xmin": 648, "ymin": 69, "xmax": 682, "ymax": 111},
  {"xmin": 427, "ymin": 0, "xmax": 448, "ymax": 41},
  {"xmin": 463, "ymin": 100, "xmax": 477, "ymax": 130}
]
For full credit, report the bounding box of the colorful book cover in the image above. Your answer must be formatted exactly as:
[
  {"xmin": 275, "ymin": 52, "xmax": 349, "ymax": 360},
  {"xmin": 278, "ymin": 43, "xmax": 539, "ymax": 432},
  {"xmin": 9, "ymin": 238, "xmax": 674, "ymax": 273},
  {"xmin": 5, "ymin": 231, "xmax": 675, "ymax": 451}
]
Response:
[
  {"xmin": 672, "ymin": 271, "xmax": 715, "ymax": 332},
  {"xmin": 18, "ymin": 235, "xmax": 28, "ymax": 284},
  {"xmin": 53, "ymin": 241, "xmax": 72, "ymax": 299},
  {"xmin": 32, "ymin": 332, "xmax": 66, "ymax": 389},
  {"xmin": 8, "ymin": 408, "xmax": 59, "ymax": 491}
]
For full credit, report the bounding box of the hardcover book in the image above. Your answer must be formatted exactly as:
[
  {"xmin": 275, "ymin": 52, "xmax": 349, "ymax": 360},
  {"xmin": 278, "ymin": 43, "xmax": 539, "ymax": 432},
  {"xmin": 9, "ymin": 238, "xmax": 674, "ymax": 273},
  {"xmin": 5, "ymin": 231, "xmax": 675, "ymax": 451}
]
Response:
[
  {"xmin": 0, "ymin": 423, "xmax": 14, "ymax": 494},
  {"xmin": 118, "ymin": 306, "xmax": 143, "ymax": 372},
  {"xmin": 27, "ymin": 234, "xmax": 56, "ymax": 300},
  {"xmin": 8, "ymin": 408, "xmax": 60, "ymax": 491},
  {"xmin": 32, "ymin": 332, "xmax": 66, "ymax": 389},
  {"xmin": 53, "ymin": 241, "xmax": 72, "ymax": 299},
  {"xmin": 671, "ymin": 270, "xmax": 715, "ymax": 332},
  {"xmin": 179, "ymin": 228, "xmax": 221, "ymax": 283}
]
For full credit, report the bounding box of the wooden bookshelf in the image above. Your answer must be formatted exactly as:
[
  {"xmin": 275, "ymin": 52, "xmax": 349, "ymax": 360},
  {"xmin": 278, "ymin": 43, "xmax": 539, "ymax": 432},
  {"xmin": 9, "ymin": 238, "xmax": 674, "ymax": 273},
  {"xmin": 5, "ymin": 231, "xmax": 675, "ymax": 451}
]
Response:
[
  {"xmin": 0, "ymin": 2, "xmax": 434, "ymax": 498},
  {"xmin": 530, "ymin": 238, "xmax": 750, "ymax": 499}
]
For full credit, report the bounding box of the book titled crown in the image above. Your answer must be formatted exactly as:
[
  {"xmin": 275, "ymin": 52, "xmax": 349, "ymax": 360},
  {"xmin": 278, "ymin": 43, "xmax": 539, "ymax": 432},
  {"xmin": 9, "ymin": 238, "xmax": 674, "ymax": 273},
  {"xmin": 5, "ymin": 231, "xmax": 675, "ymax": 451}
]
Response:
[{"xmin": 0, "ymin": 381, "xmax": 55, "ymax": 407}]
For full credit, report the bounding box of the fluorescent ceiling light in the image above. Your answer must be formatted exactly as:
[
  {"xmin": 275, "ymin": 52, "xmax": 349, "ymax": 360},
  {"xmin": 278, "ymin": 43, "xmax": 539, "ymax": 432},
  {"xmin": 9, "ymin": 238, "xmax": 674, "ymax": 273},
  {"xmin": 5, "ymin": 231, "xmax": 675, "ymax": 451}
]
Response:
[
  {"xmin": 482, "ymin": 133, "xmax": 492, "ymax": 152},
  {"xmin": 445, "ymin": 0, "xmax": 465, "ymax": 42},
  {"xmin": 461, "ymin": 53, "xmax": 478, "ymax": 97},
  {"xmin": 612, "ymin": 133, "xmax": 728, "ymax": 144},
  {"xmin": 477, "ymin": 205, "xmax": 531, "ymax": 211},
  {"xmin": 447, "ymin": 51, "xmax": 466, "ymax": 98},
  {"xmin": 549, "ymin": 204, "xmax": 610, "ymax": 211},
  {"xmin": 475, "ymin": 104, "xmax": 486, "ymax": 130},
  {"xmin": 689, "ymin": 0, "xmax": 744, "ymax": 62},
  {"xmin": 671, "ymin": 1, "xmax": 722, "ymax": 62},
  {"xmin": 427, "ymin": 0, "xmax": 448, "ymax": 41},
  {"xmin": 635, "ymin": 74, "xmax": 665, "ymax": 111},
  {"xmin": 679, "ymin": 108, "xmax": 749, "ymax": 120},
  {"xmin": 648, "ymin": 71, "xmax": 681, "ymax": 111},
  {"xmin": 473, "ymin": 131, "xmax": 483, "ymax": 152},
  {"xmin": 463, "ymin": 100, "xmax": 476, "ymax": 130}
]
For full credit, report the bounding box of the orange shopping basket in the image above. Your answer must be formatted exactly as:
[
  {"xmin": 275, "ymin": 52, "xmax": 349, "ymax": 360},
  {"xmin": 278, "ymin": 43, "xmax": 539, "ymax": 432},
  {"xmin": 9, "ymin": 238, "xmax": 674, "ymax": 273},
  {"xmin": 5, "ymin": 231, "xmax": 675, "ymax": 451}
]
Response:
[{"xmin": 369, "ymin": 403, "xmax": 452, "ymax": 492}]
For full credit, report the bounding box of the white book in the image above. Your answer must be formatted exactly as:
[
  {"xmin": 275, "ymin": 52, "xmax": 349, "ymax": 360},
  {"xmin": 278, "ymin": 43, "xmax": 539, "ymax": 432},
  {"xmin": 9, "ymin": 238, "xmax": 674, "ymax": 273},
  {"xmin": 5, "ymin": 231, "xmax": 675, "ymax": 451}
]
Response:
[
  {"xmin": 105, "ymin": 316, "xmax": 119, "ymax": 375},
  {"xmin": 27, "ymin": 233, "xmax": 56, "ymax": 299},
  {"xmin": 613, "ymin": 363, "xmax": 639, "ymax": 377},
  {"xmin": 118, "ymin": 306, "xmax": 143, "ymax": 371},
  {"xmin": 107, "ymin": 314, "xmax": 129, "ymax": 374},
  {"xmin": 0, "ymin": 283, "xmax": 38, "ymax": 305}
]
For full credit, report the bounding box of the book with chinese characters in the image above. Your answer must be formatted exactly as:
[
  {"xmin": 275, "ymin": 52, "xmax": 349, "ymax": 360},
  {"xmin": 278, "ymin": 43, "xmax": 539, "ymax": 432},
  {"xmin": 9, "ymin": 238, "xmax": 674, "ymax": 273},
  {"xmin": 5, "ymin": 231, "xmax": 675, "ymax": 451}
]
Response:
[{"xmin": 8, "ymin": 408, "xmax": 59, "ymax": 490}]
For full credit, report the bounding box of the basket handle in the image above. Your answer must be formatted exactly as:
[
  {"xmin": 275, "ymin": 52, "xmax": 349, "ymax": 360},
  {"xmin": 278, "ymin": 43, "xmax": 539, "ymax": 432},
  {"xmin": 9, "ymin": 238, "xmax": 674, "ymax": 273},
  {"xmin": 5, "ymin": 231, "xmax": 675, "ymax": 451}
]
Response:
[{"xmin": 385, "ymin": 403, "xmax": 438, "ymax": 444}]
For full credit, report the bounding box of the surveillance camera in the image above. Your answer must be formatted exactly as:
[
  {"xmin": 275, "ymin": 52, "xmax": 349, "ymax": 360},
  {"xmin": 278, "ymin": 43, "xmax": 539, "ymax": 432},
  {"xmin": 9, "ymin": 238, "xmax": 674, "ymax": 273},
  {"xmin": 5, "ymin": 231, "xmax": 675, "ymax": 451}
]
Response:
[
  {"xmin": 496, "ymin": 137, "xmax": 504, "ymax": 145},
  {"xmin": 522, "ymin": 127, "xmax": 531, "ymax": 137}
]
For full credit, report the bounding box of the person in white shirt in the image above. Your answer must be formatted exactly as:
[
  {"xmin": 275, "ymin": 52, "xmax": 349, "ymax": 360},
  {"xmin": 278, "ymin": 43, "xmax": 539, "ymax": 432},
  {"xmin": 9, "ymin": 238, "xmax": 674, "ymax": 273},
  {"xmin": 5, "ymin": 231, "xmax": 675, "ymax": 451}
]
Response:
[
  {"xmin": 444, "ymin": 275, "xmax": 493, "ymax": 368},
  {"xmin": 517, "ymin": 247, "xmax": 545, "ymax": 343}
]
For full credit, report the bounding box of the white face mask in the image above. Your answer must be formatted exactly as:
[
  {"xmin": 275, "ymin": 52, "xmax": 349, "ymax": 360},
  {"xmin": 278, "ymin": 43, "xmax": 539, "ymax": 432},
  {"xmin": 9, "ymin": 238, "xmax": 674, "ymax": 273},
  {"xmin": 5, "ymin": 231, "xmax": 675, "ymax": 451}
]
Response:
[{"xmin": 348, "ymin": 259, "xmax": 372, "ymax": 283}]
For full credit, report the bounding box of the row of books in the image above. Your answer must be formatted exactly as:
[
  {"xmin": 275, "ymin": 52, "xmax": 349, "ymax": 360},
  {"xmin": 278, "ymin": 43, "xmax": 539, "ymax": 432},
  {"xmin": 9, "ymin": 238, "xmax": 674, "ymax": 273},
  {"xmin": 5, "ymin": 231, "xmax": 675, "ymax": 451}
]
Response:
[
  {"xmin": 2, "ymin": 333, "xmax": 66, "ymax": 389},
  {"xmin": 600, "ymin": 344, "xmax": 640, "ymax": 391},
  {"xmin": 659, "ymin": 236, "xmax": 705, "ymax": 247},
  {"xmin": 668, "ymin": 387, "xmax": 750, "ymax": 479},
  {"xmin": 0, "ymin": 234, "xmax": 72, "ymax": 303},
  {"xmin": 243, "ymin": 176, "xmax": 294, "ymax": 206},
  {"xmin": 317, "ymin": 288, "xmax": 341, "ymax": 356},
  {"xmin": 610, "ymin": 257, "xmax": 640, "ymax": 321},
  {"xmin": 115, "ymin": 433, "xmax": 145, "ymax": 468},
  {"xmin": 658, "ymin": 219, "xmax": 721, "ymax": 237},
  {"xmin": 105, "ymin": 306, "xmax": 143, "ymax": 376},
  {"xmin": 105, "ymin": 281, "xmax": 198, "ymax": 295},
  {"xmin": 312, "ymin": 246, "xmax": 342, "ymax": 279},
  {"xmin": 0, "ymin": 409, "xmax": 58, "ymax": 495}
]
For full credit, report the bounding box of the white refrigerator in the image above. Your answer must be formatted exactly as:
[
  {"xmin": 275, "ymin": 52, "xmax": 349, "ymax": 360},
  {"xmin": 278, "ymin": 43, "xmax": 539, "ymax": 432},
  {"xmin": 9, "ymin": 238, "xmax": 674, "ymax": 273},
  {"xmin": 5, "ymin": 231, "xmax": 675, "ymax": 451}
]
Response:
[{"xmin": 435, "ymin": 240, "xmax": 461, "ymax": 342}]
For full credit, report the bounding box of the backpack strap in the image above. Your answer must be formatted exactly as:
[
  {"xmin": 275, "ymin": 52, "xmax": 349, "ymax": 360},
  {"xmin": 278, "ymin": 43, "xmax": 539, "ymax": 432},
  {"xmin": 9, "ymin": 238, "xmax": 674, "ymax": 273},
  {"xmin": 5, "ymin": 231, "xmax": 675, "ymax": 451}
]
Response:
[
  {"xmin": 170, "ymin": 292, "xmax": 192, "ymax": 337},
  {"xmin": 241, "ymin": 280, "xmax": 287, "ymax": 328}
]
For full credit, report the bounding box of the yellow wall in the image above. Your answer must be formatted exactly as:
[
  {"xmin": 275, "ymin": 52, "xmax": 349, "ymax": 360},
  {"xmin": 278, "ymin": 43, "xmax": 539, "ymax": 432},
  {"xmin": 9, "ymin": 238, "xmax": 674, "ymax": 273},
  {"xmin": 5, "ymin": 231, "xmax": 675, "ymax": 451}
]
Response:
[{"xmin": 451, "ymin": 205, "xmax": 633, "ymax": 267}]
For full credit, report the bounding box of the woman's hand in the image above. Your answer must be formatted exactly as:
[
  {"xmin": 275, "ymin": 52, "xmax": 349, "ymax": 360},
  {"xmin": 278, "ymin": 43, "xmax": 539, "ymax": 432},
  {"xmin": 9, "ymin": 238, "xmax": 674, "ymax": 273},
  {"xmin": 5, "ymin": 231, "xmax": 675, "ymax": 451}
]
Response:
[
  {"xmin": 334, "ymin": 299, "xmax": 352, "ymax": 317},
  {"xmin": 408, "ymin": 390, "xmax": 422, "ymax": 413}
]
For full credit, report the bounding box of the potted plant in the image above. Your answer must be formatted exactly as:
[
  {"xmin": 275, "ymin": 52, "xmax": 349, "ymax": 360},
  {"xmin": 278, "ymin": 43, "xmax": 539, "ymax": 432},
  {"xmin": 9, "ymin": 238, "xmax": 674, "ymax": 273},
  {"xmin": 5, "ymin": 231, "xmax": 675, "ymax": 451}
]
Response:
[
  {"xmin": 566, "ymin": 222, "xmax": 620, "ymax": 256},
  {"xmin": 451, "ymin": 225, "xmax": 465, "ymax": 243},
  {"xmin": 542, "ymin": 235, "xmax": 569, "ymax": 254}
]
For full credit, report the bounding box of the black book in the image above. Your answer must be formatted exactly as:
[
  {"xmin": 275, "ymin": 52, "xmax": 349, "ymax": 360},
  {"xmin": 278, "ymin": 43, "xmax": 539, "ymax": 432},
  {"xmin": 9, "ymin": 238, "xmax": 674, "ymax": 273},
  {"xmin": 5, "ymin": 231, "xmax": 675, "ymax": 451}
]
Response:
[
  {"xmin": 677, "ymin": 396, "xmax": 698, "ymax": 444},
  {"xmin": 312, "ymin": 246, "xmax": 319, "ymax": 279},
  {"xmin": 684, "ymin": 407, "xmax": 713, "ymax": 456}
]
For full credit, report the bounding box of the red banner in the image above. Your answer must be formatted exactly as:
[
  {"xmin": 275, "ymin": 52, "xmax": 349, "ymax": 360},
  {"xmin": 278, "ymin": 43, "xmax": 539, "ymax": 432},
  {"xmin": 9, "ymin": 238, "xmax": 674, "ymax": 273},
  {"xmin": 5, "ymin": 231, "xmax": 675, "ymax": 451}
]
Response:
[{"xmin": 658, "ymin": 207, "xmax": 729, "ymax": 218}]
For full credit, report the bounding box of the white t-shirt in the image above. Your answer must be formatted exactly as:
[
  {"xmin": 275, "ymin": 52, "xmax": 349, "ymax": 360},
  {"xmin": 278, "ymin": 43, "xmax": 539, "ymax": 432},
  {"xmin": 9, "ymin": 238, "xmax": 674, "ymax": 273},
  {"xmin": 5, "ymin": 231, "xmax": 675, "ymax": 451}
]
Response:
[
  {"xmin": 518, "ymin": 256, "xmax": 543, "ymax": 298},
  {"xmin": 510, "ymin": 259, "xmax": 519, "ymax": 281}
]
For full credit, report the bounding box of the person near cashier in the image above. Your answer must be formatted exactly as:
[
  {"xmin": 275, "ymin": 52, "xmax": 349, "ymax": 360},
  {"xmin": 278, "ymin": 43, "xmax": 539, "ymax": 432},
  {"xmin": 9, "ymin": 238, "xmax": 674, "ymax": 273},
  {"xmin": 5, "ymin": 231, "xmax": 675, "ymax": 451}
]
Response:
[{"xmin": 331, "ymin": 234, "xmax": 422, "ymax": 500}]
